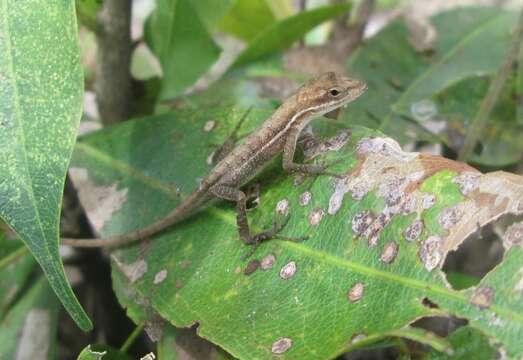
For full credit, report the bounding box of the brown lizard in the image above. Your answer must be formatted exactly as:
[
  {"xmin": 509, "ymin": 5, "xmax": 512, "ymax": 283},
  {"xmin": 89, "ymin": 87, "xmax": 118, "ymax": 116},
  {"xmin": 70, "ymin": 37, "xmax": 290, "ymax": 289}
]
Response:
[{"xmin": 62, "ymin": 72, "xmax": 367, "ymax": 249}]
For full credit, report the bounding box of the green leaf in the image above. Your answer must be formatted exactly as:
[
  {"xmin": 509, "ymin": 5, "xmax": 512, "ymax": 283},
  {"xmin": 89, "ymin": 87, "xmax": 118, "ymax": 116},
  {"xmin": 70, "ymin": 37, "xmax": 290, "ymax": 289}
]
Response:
[
  {"xmin": 0, "ymin": 233, "xmax": 35, "ymax": 318},
  {"xmin": 427, "ymin": 326, "xmax": 497, "ymax": 359},
  {"xmin": 0, "ymin": 1, "xmax": 91, "ymax": 330},
  {"xmin": 144, "ymin": 0, "xmax": 221, "ymax": 100},
  {"xmin": 231, "ymin": 3, "xmax": 351, "ymax": 67},
  {"xmin": 192, "ymin": 0, "xmax": 234, "ymax": 31},
  {"xmin": 0, "ymin": 277, "xmax": 60, "ymax": 359},
  {"xmin": 71, "ymin": 108, "xmax": 523, "ymax": 358},
  {"xmin": 77, "ymin": 345, "xmax": 133, "ymax": 360},
  {"xmin": 219, "ymin": 0, "xmax": 277, "ymax": 41},
  {"xmin": 75, "ymin": 0, "xmax": 102, "ymax": 33}
]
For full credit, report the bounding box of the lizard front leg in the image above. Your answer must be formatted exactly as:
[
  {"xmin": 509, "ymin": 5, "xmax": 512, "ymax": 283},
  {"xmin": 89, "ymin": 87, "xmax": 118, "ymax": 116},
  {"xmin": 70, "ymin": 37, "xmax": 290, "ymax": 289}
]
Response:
[{"xmin": 283, "ymin": 127, "xmax": 341, "ymax": 177}]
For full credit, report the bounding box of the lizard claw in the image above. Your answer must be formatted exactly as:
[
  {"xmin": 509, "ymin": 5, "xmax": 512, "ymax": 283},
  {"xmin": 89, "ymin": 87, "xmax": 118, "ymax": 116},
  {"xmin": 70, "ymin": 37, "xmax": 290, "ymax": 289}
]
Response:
[{"xmin": 241, "ymin": 215, "xmax": 306, "ymax": 259}]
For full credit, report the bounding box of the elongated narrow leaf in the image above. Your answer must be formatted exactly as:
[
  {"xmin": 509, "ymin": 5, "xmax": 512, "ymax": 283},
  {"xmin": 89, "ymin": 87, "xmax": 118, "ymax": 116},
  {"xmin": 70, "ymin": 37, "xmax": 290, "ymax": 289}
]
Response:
[
  {"xmin": 71, "ymin": 107, "xmax": 523, "ymax": 358},
  {"xmin": 0, "ymin": 277, "xmax": 60, "ymax": 359},
  {"xmin": 0, "ymin": 1, "xmax": 91, "ymax": 330},
  {"xmin": 232, "ymin": 3, "xmax": 351, "ymax": 67},
  {"xmin": 0, "ymin": 233, "xmax": 35, "ymax": 318},
  {"xmin": 145, "ymin": 0, "xmax": 221, "ymax": 100}
]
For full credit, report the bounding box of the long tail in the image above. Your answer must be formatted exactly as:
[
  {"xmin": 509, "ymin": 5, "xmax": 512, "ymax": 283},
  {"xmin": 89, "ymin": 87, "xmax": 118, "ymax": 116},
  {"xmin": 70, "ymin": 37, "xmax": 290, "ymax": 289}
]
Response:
[{"xmin": 61, "ymin": 191, "xmax": 207, "ymax": 248}]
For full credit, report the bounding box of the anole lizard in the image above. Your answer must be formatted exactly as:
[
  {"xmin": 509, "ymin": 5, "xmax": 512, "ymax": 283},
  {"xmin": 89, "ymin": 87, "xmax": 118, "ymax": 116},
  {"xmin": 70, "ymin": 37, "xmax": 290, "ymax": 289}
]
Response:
[{"xmin": 62, "ymin": 72, "xmax": 367, "ymax": 250}]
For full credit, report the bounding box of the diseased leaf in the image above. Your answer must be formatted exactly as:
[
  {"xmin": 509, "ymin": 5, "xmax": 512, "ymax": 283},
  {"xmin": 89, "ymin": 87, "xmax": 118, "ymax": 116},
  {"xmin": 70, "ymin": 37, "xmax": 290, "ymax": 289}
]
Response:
[
  {"xmin": 232, "ymin": 3, "xmax": 351, "ymax": 67},
  {"xmin": 144, "ymin": 0, "xmax": 221, "ymax": 100},
  {"xmin": 71, "ymin": 108, "xmax": 523, "ymax": 358},
  {"xmin": 0, "ymin": 277, "xmax": 60, "ymax": 359},
  {"xmin": 0, "ymin": 0, "xmax": 91, "ymax": 330}
]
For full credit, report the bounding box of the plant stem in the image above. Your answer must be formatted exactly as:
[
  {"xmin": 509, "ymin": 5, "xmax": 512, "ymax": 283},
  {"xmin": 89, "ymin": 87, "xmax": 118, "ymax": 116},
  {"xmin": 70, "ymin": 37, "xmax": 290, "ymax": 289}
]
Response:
[
  {"xmin": 120, "ymin": 323, "xmax": 145, "ymax": 353},
  {"xmin": 458, "ymin": 6, "xmax": 523, "ymax": 161},
  {"xmin": 95, "ymin": 0, "xmax": 133, "ymax": 125}
]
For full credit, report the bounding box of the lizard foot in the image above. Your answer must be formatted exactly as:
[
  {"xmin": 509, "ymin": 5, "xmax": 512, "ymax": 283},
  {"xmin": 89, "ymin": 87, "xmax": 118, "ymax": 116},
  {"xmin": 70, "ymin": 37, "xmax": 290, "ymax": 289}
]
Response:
[
  {"xmin": 299, "ymin": 158, "xmax": 346, "ymax": 179},
  {"xmin": 241, "ymin": 216, "xmax": 308, "ymax": 259}
]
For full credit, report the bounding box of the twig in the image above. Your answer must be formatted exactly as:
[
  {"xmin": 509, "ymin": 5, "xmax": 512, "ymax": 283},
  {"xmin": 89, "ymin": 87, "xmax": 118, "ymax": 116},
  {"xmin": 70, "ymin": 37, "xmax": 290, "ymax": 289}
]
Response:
[
  {"xmin": 458, "ymin": 6, "xmax": 523, "ymax": 161},
  {"xmin": 299, "ymin": 0, "xmax": 307, "ymax": 47},
  {"xmin": 333, "ymin": 0, "xmax": 375, "ymax": 56},
  {"xmin": 95, "ymin": 0, "xmax": 133, "ymax": 125}
]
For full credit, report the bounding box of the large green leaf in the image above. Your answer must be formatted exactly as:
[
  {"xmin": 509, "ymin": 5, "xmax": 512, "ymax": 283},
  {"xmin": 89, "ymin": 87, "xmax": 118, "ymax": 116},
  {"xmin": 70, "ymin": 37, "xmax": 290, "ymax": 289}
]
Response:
[
  {"xmin": 0, "ymin": 1, "xmax": 91, "ymax": 330},
  {"xmin": 144, "ymin": 0, "xmax": 221, "ymax": 100},
  {"xmin": 232, "ymin": 3, "xmax": 351, "ymax": 67},
  {"xmin": 70, "ymin": 108, "xmax": 523, "ymax": 358},
  {"xmin": 0, "ymin": 277, "xmax": 60, "ymax": 359}
]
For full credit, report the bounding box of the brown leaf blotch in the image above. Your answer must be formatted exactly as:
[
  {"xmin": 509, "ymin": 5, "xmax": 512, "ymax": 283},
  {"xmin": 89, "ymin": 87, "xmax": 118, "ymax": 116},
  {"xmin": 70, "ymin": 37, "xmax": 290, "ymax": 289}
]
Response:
[
  {"xmin": 380, "ymin": 241, "xmax": 399, "ymax": 264},
  {"xmin": 470, "ymin": 287, "xmax": 495, "ymax": 309},
  {"xmin": 503, "ymin": 221, "xmax": 523, "ymax": 249},
  {"xmin": 299, "ymin": 191, "xmax": 312, "ymax": 206},
  {"xmin": 352, "ymin": 210, "xmax": 375, "ymax": 235},
  {"xmin": 276, "ymin": 199, "xmax": 290, "ymax": 216},
  {"xmin": 272, "ymin": 337, "xmax": 293, "ymax": 354},
  {"xmin": 260, "ymin": 254, "xmax": 276, "ymax": 270},
  {"xmin": 280, "ymin": 261, "xmax": 297, "ymax": 279},
  {"xmin": 309, "ymin": 208, "xmax": 325, "ymax": 226},
  {"xmin": 438, "ymin": 205, "xmax": 463, "ymax": 230},
  {"xmin": 452, "ymin": 172, "xmax": 481, "ymax": 196},
  {"xmin": 348, "ymin": 282, "xmax": 365, "ymax": 303},
  {"xmin": 419, "ymin": 236, "xmax": 442, "ymax": 271},
  {"xmin": 404, "ymin": 219, "xmax": 424, "ymax": 242},
  {"xmin": 244, "ymin": 259, "xmax": 261, "ymax": 275}
]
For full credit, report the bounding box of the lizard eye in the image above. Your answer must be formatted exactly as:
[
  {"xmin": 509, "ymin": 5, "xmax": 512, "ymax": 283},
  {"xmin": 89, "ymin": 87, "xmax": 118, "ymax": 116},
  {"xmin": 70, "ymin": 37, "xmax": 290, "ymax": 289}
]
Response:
[{"xmin": 329, "ymin": 88, "xmax": 341, "ymax": 97}]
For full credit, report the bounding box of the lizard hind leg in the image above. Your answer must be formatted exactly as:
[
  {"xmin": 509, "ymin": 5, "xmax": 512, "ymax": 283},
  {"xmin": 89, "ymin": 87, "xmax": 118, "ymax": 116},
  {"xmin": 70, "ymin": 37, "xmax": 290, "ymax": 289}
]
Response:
[{"xmin": 210, "ymin": 184, "xmax": 305, "ymax": 258}]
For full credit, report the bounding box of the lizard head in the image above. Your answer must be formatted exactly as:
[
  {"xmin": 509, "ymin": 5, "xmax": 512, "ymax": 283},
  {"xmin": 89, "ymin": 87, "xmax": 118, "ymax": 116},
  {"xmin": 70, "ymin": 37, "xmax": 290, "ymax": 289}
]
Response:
[{"xmin": 295, "ymin": 72, "xmax": 367, "ymax": 116}]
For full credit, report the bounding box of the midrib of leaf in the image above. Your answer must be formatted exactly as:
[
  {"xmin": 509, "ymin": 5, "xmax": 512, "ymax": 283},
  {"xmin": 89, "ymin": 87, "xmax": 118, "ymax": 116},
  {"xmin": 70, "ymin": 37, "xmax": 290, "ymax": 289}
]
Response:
[
  {"xmin": 1, "ymin": 0, "xmax": 47, "ymax": 253},
  {"xmin": 380, "ymin": 11, "xmax": 507, "ymax": 131}
]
